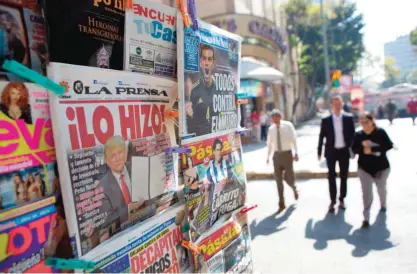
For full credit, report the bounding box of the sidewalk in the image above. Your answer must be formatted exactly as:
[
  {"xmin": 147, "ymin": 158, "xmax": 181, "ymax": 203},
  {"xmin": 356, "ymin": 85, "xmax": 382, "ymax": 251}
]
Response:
[{"xmin": 243, "ymin": 115, "xmax": 358, "ymax": 180}]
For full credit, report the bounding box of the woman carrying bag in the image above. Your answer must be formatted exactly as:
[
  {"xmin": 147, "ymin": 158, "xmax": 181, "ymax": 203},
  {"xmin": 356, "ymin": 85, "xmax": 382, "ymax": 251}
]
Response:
[{"xmin": 352, "ymin": 112, "xmax": 394, "ymax": 228}]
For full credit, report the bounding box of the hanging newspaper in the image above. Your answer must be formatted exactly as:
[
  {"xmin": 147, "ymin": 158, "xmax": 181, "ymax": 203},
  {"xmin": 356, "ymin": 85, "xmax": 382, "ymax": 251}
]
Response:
[
  {"xmin": 80, "ymin": 205, "xmax": 191, "ymax": 273},
  {"xmin": 0, "ymin": 196, "xmax": 73, "ymax": 273},
  {"xmin": 42, "ymin": 0, "xmax": 124, "ymax": 70},
  {"xmin": 0, "ymin": 81, "xmax": 57, "ymax": 210},
  {"xmin": 194, "ymin": 212, "xmax": 253, "ymax": 273},
  {"xmin": 0, "ymin": 2, "xmax": 48, "ymax": 80},
  {"xmin": 177, "ymin": 17, "xmax": 242, "ymax": 139},
  {"xmin": 181, "ymin": 132, "xmax": 247, "ymax": 242},
  {"xmin": 47, "ymin": 63, "xmax": 179, "ymax": 256},
  {"xmin": 124, "ymin": 0, "xmax": 177, "ymax": 78}
]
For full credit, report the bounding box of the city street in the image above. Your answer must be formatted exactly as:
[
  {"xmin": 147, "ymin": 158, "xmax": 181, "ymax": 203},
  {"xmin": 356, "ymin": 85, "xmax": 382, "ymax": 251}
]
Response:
[{"xmin": 246, "ymin": 118, "xmax": 417, "ymax": 272}]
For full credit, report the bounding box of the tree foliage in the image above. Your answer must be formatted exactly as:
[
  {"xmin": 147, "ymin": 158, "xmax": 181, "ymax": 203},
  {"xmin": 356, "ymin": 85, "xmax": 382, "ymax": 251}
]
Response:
[
  {"xmin": 379, "ymin": 57, "xmax": 400, "ymax": 88},
  {"xmin": 410, "ymin": 27, "xmax": 417, "ymax": 46},
  {"xmin": 284, "ymin": 0, "xmax": 365, "ymax": 89}
]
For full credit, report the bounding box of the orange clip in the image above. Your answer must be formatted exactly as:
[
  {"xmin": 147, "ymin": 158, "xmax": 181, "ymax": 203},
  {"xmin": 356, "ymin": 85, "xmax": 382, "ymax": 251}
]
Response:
[
  {"xmin": 125, "ymin": 0, "xmax": 132, "ymax": 10},
  {"xmin": 181, "ymin": 240, "xmax": 201, "ymax": 254},
  {"xmin": 239, "ymin": 204, "xmax": 258, "ymax": 214},
  {"xmin": 237, "ymin": 99, "xmax": 249, "ymax": 105},
  {"xmin": 164, "ymin": 111, "xmax": 179, "ymax": 118},
  {"xmin": 177, "ymin": 0, "xmax": 191, "ymax": 27}
]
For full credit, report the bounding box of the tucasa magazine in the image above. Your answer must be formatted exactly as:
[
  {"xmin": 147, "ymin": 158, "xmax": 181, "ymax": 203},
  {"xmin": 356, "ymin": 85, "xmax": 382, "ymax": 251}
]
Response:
[
  {"xmin": 181, "ymin": 132, "xmax": 247, "ymax": 242},
  {"xmin": 79, "ymin": 204, "xmax": 191, "ymax": 273},
  {"xmin": 0, "ymin": 2, "xmax": 48, "ymax": 80},
  {"xmin": 42, "ymin": 0, "xmax": 124, "ymax": 70},
  {"xmin": 124, "ymin": 0, "xmax": 177, "ymax": 79},
  {"xmin": 177, "ymin": 16, "xmax": 242, "ymax": 140},
  {"xmin": 47, "ymin": 62, "xmax": 180, "ymax": 256}
]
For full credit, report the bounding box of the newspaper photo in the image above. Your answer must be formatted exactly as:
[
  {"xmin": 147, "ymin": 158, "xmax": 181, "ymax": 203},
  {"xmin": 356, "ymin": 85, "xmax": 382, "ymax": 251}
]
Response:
[
  {"xmin": 47, "ymin": 62, "xmax": 179, "ymax": 256},
  {"xmin": 181, "ymin": 132, "xmax": 247, "ymax": 242},
  {"xmin": 177, "ymin": 17, "xmax": 242, "ymax": 139},
  {"xmin": 0, "ymin": 196, "xmax": 73, "ymax": 273},
  {"xmin": 124, "ymin": 0, "xmax": 177, "ymax": 78},
  {"xmin": 42, "ymin": 0, "xmax": 124, "ymax": 70},
  {"xmin": 0, "ymin": 2, "xmax": 48, "ymax": 80},
  {"xmin": 195, "ymin": 212, "xmax": 253, "ymax": 273},
  {"xmin": 0, "ymin": 82, "xmax": 57, "ymax": 211},
  {"xmin": 81, "ymin": 205, "xmax": 191, "ymax": 273}
]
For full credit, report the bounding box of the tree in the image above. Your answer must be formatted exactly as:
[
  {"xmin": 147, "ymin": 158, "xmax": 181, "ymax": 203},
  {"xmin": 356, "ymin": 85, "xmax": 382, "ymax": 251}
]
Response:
[
  {"xmin": 410, "ymin": 27, "xmax": 417, "ymax": 46},
  {"xmin": 379, "ymin": 57, "xmax": 400, "ymax": 88}
]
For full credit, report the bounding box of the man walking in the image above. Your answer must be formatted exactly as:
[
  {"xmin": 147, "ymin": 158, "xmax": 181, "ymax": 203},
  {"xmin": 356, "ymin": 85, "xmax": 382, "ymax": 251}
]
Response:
[
  {"xmin": 318, "ymin": 95, "xmax": 355, "ymax": 212},
  {"xmin": 260, "ymin": 110, "xmax": 269, "ymax": 142},
  {"xmin": 266, "ymin": 109, "xmax": 299, "ymax": 213},
  {"xmin": 407, "ymin": 96, "xmax": 417, "ymax": 125}
]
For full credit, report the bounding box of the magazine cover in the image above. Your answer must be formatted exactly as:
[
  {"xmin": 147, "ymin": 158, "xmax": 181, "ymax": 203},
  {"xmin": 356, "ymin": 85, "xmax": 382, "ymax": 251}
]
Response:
[
  {"xmin": 0, "ymin": 82, "xmax": 56, "ymax": 210},
  {"xmin": 80, "ymin": 205, "xmax": 191, "ymax": 273},
  {"xmin": 195, "ymin": 212, "xmax": 253, "ymax": 273},
  {"xmin": 0, "ymin": 2, "xmax": 48, "ymax": 81},
  {"xmin": 43, "ymin": 0, "xmax": 124, "ymax": 70},
  {"xmin": 177, "ymin": 16, "xmax": 242, "ymax": 139},
  {"xmin": 181, "ymin": 132, "xmax": 246, "ymax": 242},
  {"xmin": 47, "ymin": 62, "xmax": 179, "ymax": 256},
  {"xmin": 0, "ymin": 196, "xmax": 73, "ymax": 273},
  {"xmin": 124, "ymin": 0, "xmax": 177, "ymax": 78}
]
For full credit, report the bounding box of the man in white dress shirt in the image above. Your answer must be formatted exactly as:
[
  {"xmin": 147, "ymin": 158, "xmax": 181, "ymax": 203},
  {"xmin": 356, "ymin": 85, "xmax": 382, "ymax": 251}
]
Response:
[{"xmin": 266, "ymin": 109, "xmax": 299, "ymax": 213}]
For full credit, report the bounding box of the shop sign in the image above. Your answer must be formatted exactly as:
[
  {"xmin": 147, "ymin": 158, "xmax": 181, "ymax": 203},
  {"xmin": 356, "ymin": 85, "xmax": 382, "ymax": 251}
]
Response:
[{"xmin": 237, "ymin": 79, "xmax": 265, "ymax": 98}]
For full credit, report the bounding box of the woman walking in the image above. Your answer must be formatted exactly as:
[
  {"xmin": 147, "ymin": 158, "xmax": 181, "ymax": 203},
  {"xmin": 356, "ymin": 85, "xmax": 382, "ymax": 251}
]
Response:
[{"xmin": 352, "ymin": 112, "xmax": 394, "ymax": 228}]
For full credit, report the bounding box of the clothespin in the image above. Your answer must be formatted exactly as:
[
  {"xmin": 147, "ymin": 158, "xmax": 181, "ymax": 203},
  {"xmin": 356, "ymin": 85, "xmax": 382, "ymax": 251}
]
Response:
[
  {"xmin": 188, "ymin": 0, "xmax": 198, "ymax": 31},
  {"xmin": 125, "ymin": 0, "xmax": 132, "ymax": 10},
  {"xmin": 237, "ymin": 99, "xmax": 249, "ymax": 105},
  {"xmin": 235, "ymin": 127, "xmax": 249, "ymax": 134},
  {"xmin": 239, "ymin": 204, "xmax": 258, "ymax": 214},
  {"xmin": 177, "ymin": 0, "xmax": 191, "ymax": 28},
  {"xmin": 164, "ymin": 111, "xmax": 179, "ymax": 118},
  {"xmin": 45, "ymin": 258, "xmax": 95, "ymax": 270},
  {"xmin": 165, "ymin": 147, "xmax": 192, "ymax": 154},
  {"xmin": 181, "ymin": 222, "xmax": 191, "ymax": 233},
  {"xmin": 182, "ymin": 240, "xmax": 201, "ymax": 254},
  {"xmin": 2, "ymin": 60, "xmax": 64, "ymax": 95}
]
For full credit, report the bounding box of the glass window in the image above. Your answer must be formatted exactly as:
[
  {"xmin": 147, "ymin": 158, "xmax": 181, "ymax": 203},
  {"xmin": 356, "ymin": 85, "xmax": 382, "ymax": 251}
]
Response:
[
  {"xmin": 265, "ymin": 0, "xmax": 274, "ymax": 21},
  {"xmin": 252, "ymin": 0, "xmax": 265, "ymax": 17},
  {"xmin": 234, "ymin": 0, "xmax": 252, "ymax": 14}
]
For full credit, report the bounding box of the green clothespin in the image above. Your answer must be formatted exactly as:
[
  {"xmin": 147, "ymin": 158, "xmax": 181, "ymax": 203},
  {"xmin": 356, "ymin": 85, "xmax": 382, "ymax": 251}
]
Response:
[
  {"xmin": 181, "ymin": 222, "xmax": 190, "ymax": 233},
  {"xmin": 45, "ymin": 257, "xmax": 95, "ymax": 270},
  {"xmin": 2, "ymin": 60, "xmax": 65, "ymax": 95}
]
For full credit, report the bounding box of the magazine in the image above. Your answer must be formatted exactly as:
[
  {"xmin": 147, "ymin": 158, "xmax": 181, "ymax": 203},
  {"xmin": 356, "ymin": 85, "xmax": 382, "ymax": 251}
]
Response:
[
  {"xmin": 194, "ymin": 212, "xmax": 253, "ymax": 273},
  {"xmin": 0, "ymin": 81, "xmax": 57, "ymax": 211},
  {"xmin": 80, "ymin": 205, "xmax": 191, "ymax": 273},
  {"xmin": 0, "ymin": 2, "xmax": 48, "ymax": 80},
  {"xmin": 47, "ymin": 62, "xmax": 179, "ymax": 256},
  {"xmin": 181, "ymin": 132, "xmax": 247, "ymax": 242},
  {"xmin": 177, "ymin": 16, "xmax": 242, "ymax": 139},
  {"xmin": 42, "ymin": 0, "xmax": 124, "ymax": 70},
  {"xmin": 124, "ymin": 0, "xmax": 177, "ymax": 79}
]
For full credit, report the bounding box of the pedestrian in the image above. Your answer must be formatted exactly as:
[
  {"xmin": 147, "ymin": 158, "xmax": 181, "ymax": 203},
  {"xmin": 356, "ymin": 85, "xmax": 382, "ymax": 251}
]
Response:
[
  {"xmin": 266, "ymin": 109, "xmax": 299, "ymax": 213},
  {"xmin": 318, "ymin": 95, "xmax": 355, "ymax": 212},
  {"xmin": 250, "ymin": 109, "xmax": 260, "ymax": 142},
  {"xmin": 260, "ymin": 110, "xmax": 268, "ymax": 142},
  {"xmin": 385, "ymin": 99, "xmax": 397, "ymax": 125},
  {"xmin": 407, "ymin": 96, "xmax": 417, "ymax": 125},
  {"xmin": 377, "ymin": 104, "xmax": 385, "ymax": 120},
  {"xmin": 351, "ymin": 112, "xmax": 393, "ymax": 228}
]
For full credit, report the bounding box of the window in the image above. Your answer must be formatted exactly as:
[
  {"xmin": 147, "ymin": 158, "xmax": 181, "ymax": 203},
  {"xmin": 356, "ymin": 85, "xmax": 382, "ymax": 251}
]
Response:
[{"xmin": 235, "ymin": 0, "xmax": 252, "ymax": 14}]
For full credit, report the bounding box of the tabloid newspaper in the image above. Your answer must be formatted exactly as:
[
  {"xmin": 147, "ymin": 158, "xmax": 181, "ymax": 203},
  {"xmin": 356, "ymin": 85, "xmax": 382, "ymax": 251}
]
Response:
[
  {"xmin": 181, "ymin": 132, "xmax": 247, "ymax": 242},
  {"xmin": 80, "ymin": 205, "xmax": 191, "ymax": 273},
  {"xmin": 124, "ymin": 0, "xmax": 177, "ymax": 79},
  {"xmin": 47, "ymin": 62, "xmax": 180, "ymax": 256},
  {"xmin": 177, "ymin": 16, "xmax": 242, "ymax": 139},
  {"xmin": 194, "ymin": 212, "xmax": 253, "ymax": 273},
  {"xmin": 0, "ymin": 196, "xmax": 73, "ymax": 273},
  {"xmin": 42, "ymin": 0, "xmax": 124, "ymax": 70},
  {"xmin": 0, "ymin": 1, "xmax": 48, "ymax": 80}
]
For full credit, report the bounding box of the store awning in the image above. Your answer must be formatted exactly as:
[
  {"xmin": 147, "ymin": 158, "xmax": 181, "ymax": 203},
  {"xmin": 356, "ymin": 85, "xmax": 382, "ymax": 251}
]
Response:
[{"xmin": 240, "ymin": 57, "xmax": 284, "ymax": 83}]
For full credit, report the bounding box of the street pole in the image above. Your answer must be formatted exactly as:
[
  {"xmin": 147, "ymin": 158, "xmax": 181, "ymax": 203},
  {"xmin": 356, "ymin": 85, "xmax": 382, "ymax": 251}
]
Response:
[{"xmin": 320, "ymin": 0, "xmax": 331, "ymax": 94}]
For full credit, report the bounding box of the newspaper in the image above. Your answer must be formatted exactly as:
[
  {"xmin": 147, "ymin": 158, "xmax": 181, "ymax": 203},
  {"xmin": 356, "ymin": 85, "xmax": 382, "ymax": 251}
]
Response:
[
  {"xmin": 80, "ymin": 205, "xmax": 191, "ymax": 273},
  {"xmin": 47, "ymin": 62, "xmax": 179, "ymax": 256},
  {"xmin": 177, "ymin": 16, "xmax": 242, "ymax": 139},
  {"xmin": 42, "ymin": 0, "xmax": 124, "ymax": 70},
  {"xmin": 124, "ymin": 0, "xmax": 177, "ymax": 79},
  {"xmin": 195, "ymin": 212, "xmax": 253, "ymax": 273},
  {"xmin": 181, "ymin": 132, "xmax": 247, "ymax": 242},
  {"xmin": 0, "ymin": 196, "xmax": 73, "ymax": 273},
  {"xmin": 0, "ymin": 82, "xmax": 57, "ymax": 211},
  {"xmin": 0, "ymin": 2, "xmax": 48, "ymax": 80}
]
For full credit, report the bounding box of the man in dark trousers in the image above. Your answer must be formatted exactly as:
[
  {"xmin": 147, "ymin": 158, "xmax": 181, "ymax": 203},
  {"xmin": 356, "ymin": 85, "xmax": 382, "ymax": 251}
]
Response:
[{"xmin": 318, "ymin": 95, "xmax": 355, "ymax": 212}]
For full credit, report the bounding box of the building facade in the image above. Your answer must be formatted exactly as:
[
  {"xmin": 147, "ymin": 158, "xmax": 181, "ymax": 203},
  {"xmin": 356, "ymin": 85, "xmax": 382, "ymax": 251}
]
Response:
[{"xmin": 384, "ymin": 35, "xmax": 417, "ymax": 76}]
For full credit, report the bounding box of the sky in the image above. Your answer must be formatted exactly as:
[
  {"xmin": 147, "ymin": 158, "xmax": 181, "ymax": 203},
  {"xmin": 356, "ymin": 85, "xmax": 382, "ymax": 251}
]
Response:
[{"xmin": 355, "ymin": 0, "xmax": 417, "ymax": 83}]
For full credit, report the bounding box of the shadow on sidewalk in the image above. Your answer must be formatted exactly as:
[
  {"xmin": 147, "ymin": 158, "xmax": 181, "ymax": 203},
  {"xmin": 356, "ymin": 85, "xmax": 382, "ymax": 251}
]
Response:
[
  {"xmin": 242, "ymin": 142, "xmax": 266, "ymax": 153},
  {"xmin": 346, "ymin": 213, "xmax": 395, "ymax": 257},
  {"xmin": 250, "ymin": 205, "xmax": 296, "ymax": 240}
]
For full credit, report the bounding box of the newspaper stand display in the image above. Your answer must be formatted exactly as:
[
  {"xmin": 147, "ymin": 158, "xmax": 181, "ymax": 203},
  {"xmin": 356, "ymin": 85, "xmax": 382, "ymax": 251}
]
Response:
[{"xmin": 0, "ymin": 0, "xmax": 255, "ymax": 273}]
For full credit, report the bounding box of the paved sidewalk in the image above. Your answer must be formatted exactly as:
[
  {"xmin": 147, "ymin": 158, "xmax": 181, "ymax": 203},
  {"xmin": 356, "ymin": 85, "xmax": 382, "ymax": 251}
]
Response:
[{"xmin": 243, "ymin": 116, "xmax": 358, "ymax": 180}]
